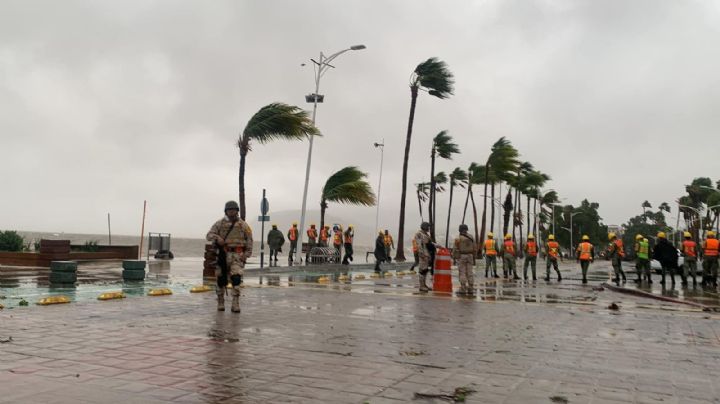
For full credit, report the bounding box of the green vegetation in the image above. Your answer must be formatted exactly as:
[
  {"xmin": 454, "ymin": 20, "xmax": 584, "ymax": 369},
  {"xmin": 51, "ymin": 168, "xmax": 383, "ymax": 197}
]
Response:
[
  {"xmin": 0, "ymin": 230, "xmax": 24, "ymax": 252},
  {"xmin": 319, "ymin": 166, "xmax": 376, "ymax": 230}
]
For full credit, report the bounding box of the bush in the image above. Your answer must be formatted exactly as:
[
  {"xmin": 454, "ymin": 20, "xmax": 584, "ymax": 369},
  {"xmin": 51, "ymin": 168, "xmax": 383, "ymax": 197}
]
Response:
[{"xmin": 0, "ymin": 231, "xmax": 25, "ymax": 252}]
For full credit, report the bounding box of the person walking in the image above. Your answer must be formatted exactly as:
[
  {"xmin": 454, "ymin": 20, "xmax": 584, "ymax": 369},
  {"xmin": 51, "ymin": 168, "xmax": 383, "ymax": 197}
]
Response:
[
  {"xmin": 452, "ymin": 224, "xmax": 477, "ymax": 295},
  {"xmin": 342, "ymin": 225, "xmax": 354, "ymax": 265},
  {"xmin": 575, "ymin": 235, "xmax": 594, "ymax": 284},
  {"xmin": 606, "ymin": 232, "xmax": 627, "ymax": 284},
  {"xmin": 306, "ymin": 224, "xmax": 318, "ymax": 263},
  {"xmin": 373, "ymin": 231, "xmax": 387, "ymax": 273},
  {"xmin": 545, "ymin": 234, "xmax": 562, "ymax": 282},
  {"xmin": 319, "ymin": 225, "xmax": 330, "ymax": 247},
  {"xmin": 681, "ymin": 231, "xmax": 698, "ymax": 287},
  {"xmin": 384, "ymin": 230, "xmax": 394, "ymax": 263},
  {"xmin": 206, "ymin": 201, "xmax": 253, "ymax": 313},
  {"xmin": 637, "ymin": 237, "xmax": 652, "ymax": 284},
  {"xmin": 501, "ymin": 233, "xmax": 518, "ymax": 280},
  {"xmin": 633, "ymin": 234, "xmax": 643, "ymax": 283},
  {"xmin": 409, "ymin": 237, "xmax": 420, "ymax": 272},
  {"xmin": 522, "ymin": 234, "xmax": 538, "ymax": 281},
  {"xmin": 332, "ymin": 225, "xmax": 343, "ymax": 261},
  {"xmin": 266, "ymin": 224, "xmax": 285, "ymax": 266},
  {"xmin": 701, "ymin": 231, "xmax": 719, "ymax": 288},
  {"xmin": 287, "ymin": 223, "xmax": 299, "ymax": 264},
  {"xmin": 414, "ymin": 222, "xmax": 433, "ymax": 292},
  {"xmin": 483, "ymin": 232, "xmax": 499, "ymax": 278},
  {"xmin": 653, "ymin": 232, "xmax": 678, "ymax": 287}
]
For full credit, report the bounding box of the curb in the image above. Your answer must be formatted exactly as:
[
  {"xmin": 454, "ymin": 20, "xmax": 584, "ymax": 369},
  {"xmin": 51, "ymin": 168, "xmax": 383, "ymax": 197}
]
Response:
[{"xmin": 601, "ymin": 282, "xmax": 718, "ymax": 312}]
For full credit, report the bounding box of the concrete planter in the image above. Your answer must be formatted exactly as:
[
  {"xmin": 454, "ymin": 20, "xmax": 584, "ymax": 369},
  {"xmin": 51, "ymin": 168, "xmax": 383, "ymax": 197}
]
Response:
[
  {"xmin": 122, "ymin": 260, "xmax": 147, "ymax": 271},
  {"xmin": 122, "ymin": 269, "xmax": 146, "ymax": 281}
]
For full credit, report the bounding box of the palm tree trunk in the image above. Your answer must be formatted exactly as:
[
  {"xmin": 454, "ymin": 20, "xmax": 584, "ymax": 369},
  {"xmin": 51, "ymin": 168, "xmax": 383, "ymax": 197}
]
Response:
[
  {"xmin": 526, "ymin": 195, "xmax": 531, "ymax": 237},
  {"xmin": 320, "ymin": 200, "xmax": 327, "ymax": 231},
  {"xmin": 479, "ymin": 180, "xmax": 489, "ymax": 245},
  {"xmin": 429, "ymin": 150, "xmax": 436, "ymax": 241},
  {"xmin": 490, "ymin": 183, "xmax": 496, "ymax": 232},
  {"xmin": 396, "ymin": 85, "xmax": 419, "ymax": 262},
  {"xmin": 462, "ymin": 183, "xmax": 471, "ymax": 224},
  {"xmin": 471, "ymin": 189, "xmax": 479, "ymax": 256},
  {"xmin": 417, "ymin": 191, "xmax": 424, "ymax": 221},
  {"xmin": 533, "ymin": 198, "xmax": 538, "ymax": 235},
  {"xmin": 502, "ymin": 190, "xmax": 512, "ymax": 236},
  {"xmin": 445, "ymin": 184, "xmax": 454, "ymax": 247},
  {"xmin": 238, "ymin": 147, "xmax": 248, "ymax": 220}
]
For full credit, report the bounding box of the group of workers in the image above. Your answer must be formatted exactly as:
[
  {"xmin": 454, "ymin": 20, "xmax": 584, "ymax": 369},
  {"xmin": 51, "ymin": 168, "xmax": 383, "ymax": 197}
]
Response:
[{"xmin": 266, "ymin": 222, "xmax": 357, "ymax": 265}]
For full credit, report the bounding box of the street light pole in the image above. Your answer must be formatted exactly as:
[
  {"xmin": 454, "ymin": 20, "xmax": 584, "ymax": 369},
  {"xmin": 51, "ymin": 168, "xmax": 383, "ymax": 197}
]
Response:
[
  {"xmin": 679, "ymin": 204, "xmax": 703, "ymax": 241},
  {"xmin": 295, "ymin": 45, "xmax": 366, "ymax": 265},
  {"xmin": 569, "ymin": 212, "xmax": 581, "ymax": 258},
  {"xmin": 373, "ymin": 140, "xmax": 385, "ymax": 235}
]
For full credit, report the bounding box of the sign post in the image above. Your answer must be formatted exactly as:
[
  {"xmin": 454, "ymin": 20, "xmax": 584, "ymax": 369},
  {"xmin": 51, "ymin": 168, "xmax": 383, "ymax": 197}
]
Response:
[{"xmin": 259, "ymin": 190, "xmax": 270, "ymax": 270}]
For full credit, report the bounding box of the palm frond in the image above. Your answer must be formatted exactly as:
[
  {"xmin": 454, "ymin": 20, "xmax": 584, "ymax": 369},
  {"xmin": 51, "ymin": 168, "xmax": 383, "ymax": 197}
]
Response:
[
  {"xmin": 241, "ymin": 102, "xmax": 320, "ymax": 145},
  {"xmin": 432, "ymin": 130, "xmax": 460, "ymax": 159},
  {"xmin": 413, "ymin": 57, "xmax": 454, "ymax": 99},
  {"xmin": 322, "ymin": 166, "xmax": 376, "ymax": 206},
  {"xmin": 449, "ymin": 167, "xmax": 468, "ymax": 188}
]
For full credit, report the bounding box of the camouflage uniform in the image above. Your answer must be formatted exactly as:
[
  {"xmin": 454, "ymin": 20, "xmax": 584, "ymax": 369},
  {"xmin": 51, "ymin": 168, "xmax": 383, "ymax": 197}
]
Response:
[
  {"xmin": 414, "ymin": 228, "xmax": 432, "ymax": 291},
  {"xmin": 501, "ymin": 239, "xmax": 518, "ymax": 279},
  {"xmin": 266, "ymin": 227, "xmax": 284, "ymax": 264},
  {"xmin": 207, "ymin": 216, "xmax": 253, "ymax": 312},
  {"xmin": 606, "ymin": 239, "xmax": 627, "ymax": 283},
  {"xmin": 453, "ymin": 233, "xmax": 476, "ymax": 294}
]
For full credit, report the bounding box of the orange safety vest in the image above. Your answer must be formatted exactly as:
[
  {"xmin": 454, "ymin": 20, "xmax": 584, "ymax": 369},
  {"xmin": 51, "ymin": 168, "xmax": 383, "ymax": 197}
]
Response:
[
  {"xmin": 320, "ymin": 228, "xmax": 329, "ymax": 241},
  {"xmin": 484, "ymin": 239, "xmax": 497, "ymax": 256},
  {"xmin": 578, "ymin": 242, "xmax": 592, "ymax": 261},
  {"xmin": 547, "ymin": 241, "xmax": 560, "ymax": 259},
  {"xmin": 307, "ymin": 228, "xmax": 317, "ymax": 239},
  {"xmin": 288, "ymin": 227, "xmax": 297, "ymax": 241},
  {"xmin": 333, "ymin": 232, "xmax": 342, "ymax": 246},
  {"xmin": 613, "ymin": 239, "xmax": 625, "ymax": 257},
  {"xmin": 384, "ymin": 234, "xmax": 393, "ymax": 246},
  {"xmin": 682, "ymin": 240, "xmax": 696, "ymax": 257},
  {"xmin": 704, "ymin": 238, "xmax": 719, "ymax": 256},
  {"xmin": 412, "ymin": 238, "xmax": 418, "ymax": 253},
  {"xmin": 525, "ymin": 241, "xmax": 537, "ymax": 257},
  {"xmin": 503, "ymin": 240, "xmax": 515, "ymax": 255}
]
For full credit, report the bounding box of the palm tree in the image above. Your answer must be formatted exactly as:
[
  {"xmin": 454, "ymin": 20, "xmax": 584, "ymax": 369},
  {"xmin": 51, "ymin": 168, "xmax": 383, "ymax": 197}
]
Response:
[
  {"xmin": 479, "ymin": 138, "xmax": 519, "ymax": 244},
  {"xmin": 428, "ymin": 131, "xmax": 459, "ymax": 240},
  {"xmin": 432, "ymin": 171, "xmax": 448, "ymax": 230},
  {"xmin": 320, "ymin": 166, "xmax": 376, "ymax": 229},
  {"xmin": 509, "ymin": 162, "xmax": 534, "ymax": 244},
  {"xmin": 522, "ymin": 170, "xmax": 550, "ymax": 237},
  {"xmin": 238, "ymin": 103, "xmax": 319, "ymax": 219},
  {"xmin": 396, "ymin": 57, "xmax": 454, "ymax": 262},
  {"xmin": 641, "ymin": 200, "xmax": 652, "ymax": 222},
  {"xmin": 462, "ymin": 163, "xmax": 487, "ymax": 247},
  {"xmin": 540, "ymin": 190, "xmax": 560, "ymax": 237},
  {"xmin": 445, "ymin": 167, "xmax": 468, "ymax": 247},
  {"xmin": 416, "ymin": 182, "xmax": 430, "ymax": 221}
]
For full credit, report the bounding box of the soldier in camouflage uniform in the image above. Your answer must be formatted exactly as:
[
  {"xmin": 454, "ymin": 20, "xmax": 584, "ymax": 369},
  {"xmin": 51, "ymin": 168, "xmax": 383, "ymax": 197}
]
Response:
[
  {"xmin": 266, "ymin": 224, "xmax": 284, "ymax": 266},
  {"xmin": 452, "ymin": 224, "xmax": 476, "ymax": 295},
  {"xmin": 206, "ymin": 201, "xmax": 253, "ymax": 313},
  {"xmin": 414, "ymin": 222, "xmax": 433, "ymax": 292},
  {"xmin": 606, "ymin": 233, "xmax": 627, "ymax": 284}
]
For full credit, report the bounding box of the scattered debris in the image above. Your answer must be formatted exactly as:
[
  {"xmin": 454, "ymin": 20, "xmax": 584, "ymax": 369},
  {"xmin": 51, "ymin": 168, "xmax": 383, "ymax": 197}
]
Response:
[
  {"xmin": 550, "ymin": 395, "xmax": 569, "ymax": 404},
  {"xmin": 608, "ymin": 303, "xmax": 620, "ymax": 310},
  {"xmin": 0, "ymin": 336, "xmax": 12, "ymax": 343},
  {"xmin": 18, "ymin": 299, "xmax": 28, "ymax": 307},
  {"xmin": 401, "ymin": 349, "xmax": 426, "ymax": 357},
  {"xmin": 414, "ymin": 386, "xmax": 476, "ymax": 402}
]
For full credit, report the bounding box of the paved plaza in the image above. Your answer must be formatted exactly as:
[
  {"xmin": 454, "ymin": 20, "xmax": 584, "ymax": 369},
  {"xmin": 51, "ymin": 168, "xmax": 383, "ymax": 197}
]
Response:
[{"xmin": 1, "ymin": 259, "xmax": 719, "ymax": 403}]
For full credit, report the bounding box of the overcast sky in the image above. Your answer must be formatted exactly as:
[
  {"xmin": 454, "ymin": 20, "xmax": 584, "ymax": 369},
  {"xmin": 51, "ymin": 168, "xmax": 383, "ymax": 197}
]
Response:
[{"xmin": 2, "ymin": 0, "xmax": 719, "ymax": 242}]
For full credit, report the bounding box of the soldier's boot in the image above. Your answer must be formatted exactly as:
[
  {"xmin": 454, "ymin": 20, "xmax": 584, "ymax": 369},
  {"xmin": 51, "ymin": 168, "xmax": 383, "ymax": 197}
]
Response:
[
  {"xmin": 620, "ymin": 270, "xmax": 627, "ymax": 283},
  {"xmin": 493, "ymin": 269, "xmax": 499, "ymax": 278},
  {"xmin": 613, "ymin": 275, "xmax": 620, "ymax": 285},
  {"xmin": 485, "ymin": 269, "xmax": 489, "ymax": 277},
  {"xmin": 216, "ymin": 288, "xmax": 225, "ymax": 312},
  {"xmin": 582, "ymin": 277, "xmax": 587, "ymax": 284},
  {"xmin": 231, "ymin": 286, "xmax": 241, "ymax": 313},
  {"xmin": 556, "ymin": 270, "xmax": 562, "ymax": 282},
  {"xmin": 458, "ymin": 282, "xmax": 467, "ymax": 295},
  {"xmin": 419, "ymin": 274, "xmax": 430, "ymax": 292},
  {"xmin": 513, "ymin": 268, "xmax": 520, "ymax": 280}
]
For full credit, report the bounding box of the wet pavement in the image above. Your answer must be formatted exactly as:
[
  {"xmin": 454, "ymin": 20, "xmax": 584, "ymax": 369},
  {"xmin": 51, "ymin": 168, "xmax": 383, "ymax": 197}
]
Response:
[{"xmin": 1, "ymin": 259, "xmax": 719, "ymax": 403}]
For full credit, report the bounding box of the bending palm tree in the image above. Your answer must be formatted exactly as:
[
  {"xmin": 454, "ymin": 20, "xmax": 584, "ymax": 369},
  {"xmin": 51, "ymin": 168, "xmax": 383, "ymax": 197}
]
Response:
[
  {"xmin": 320, "ymin": 167, "xmax": 376, "ymax": 230},
  {"xmin": 416, "ymin": 182, "xmax": 430, "ymax": 221},
  {"xmin": 445, "ymin": 167, "xmax": 468, "ymax": 247},
  {"xmin": 238, "ymin": 103, "xmax": 319, "ymax": 219},
  {"xmin": 396, "ymin": 58, "xmax": 454, "ymax": 261},
  {"xmin": 479, "ymin": 138, "xmax": 519, "ymax": 244},
  {"xmin": 429, "ymin": 131, "xmax": 459, "ymax": 240}
]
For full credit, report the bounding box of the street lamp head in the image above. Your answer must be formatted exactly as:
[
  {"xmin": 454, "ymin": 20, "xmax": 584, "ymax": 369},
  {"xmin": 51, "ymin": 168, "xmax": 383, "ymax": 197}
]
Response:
[
  {"xmin": 374, "ymin": 142, "xmax": 384, "ymax": 148},
  {"xmin": 350, "ymin": 45, "xmax": 366, "ymax": 50}
]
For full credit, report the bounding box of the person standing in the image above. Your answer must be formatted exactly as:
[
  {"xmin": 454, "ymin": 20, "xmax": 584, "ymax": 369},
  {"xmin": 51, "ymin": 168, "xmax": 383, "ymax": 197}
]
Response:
[
  {"xmin": 523, "ymin": 234, "xmax": 538, "ymax": 281},
  {"xmin": 452, "ymin": 224, "xmax": 477, "ymax": 295},
  {"xmin": 287, "ymin": 223, "xmax": 299, "ymax": 264},
  {"xmin": 483, "ymin": 232, "xmax": 499, "ymax": 278},
  {"xmin": 384, "ymin": 230, "xmax": 394, "ymax": 263},
  {"xmin": 332, "ymin": 225, "xmax": 343, "ymax": 259},
  {"xmin": 653, "ymin": 232, "xmax": 678, "ymax": 287},
  {"xmin": 681, "ymin": 231, "xmax": 698, "ymax": 287},
  {"xmin": 501, "ymin": 234, "xmax": 518, "ymax": 280},
  {"xmin": 701, "ymin": 231, "xmax": 719, "ymax": 288},
  {"xmin": 575, "ymin": 235, "xmax": 594, "ymax": 284},
  {"xmin": 637, "ymin": 237, "xmax": 652, "ymax": 284},
  {"xmin": 266, "ymin": 224, "xmax": 285, "ymax": 266},
  {"xmin": 206, "ymin": 201, "xmax": 253, "ymax": 313},
  {"xmin": 306, "ymin": 224, "xmax": 318, "ymax": 262},
  {"xmin": 633, "ymin": 234, "xmax": 643, "ymax": 283},
  {"xmin": 606, "ymin": 233, "xmax": 627, "ymax": 284},
  {"xmin": 414, "ymin": 222, "xmax": 433, "ymax": 292},
  {"xmin": 373, "ymin": 231, "xmax": 387, "ymax": 273},
  {"xmin": 319, "ymin": 225, "xmax": 330, "ymax": 247},
  {"xmin": 545, "ymin": 234, "xmax": 562, "ymax": 282},
  {"xmin": 342, "ymin": 225, "xmax": 354, "ymax": 265}
]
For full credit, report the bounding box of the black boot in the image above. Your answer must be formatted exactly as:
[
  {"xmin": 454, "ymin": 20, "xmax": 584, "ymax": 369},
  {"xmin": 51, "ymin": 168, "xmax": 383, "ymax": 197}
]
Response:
[
  {"xmin": 647, "ymin": 274, "xmax": 653, "ymax": 284},
  {"xmin": 621, "ymin": 271, "xmax": 626, "ymax": 283},
  {"xmin": 582, "ymin": 277, "xmax": 587, "ymax": 284},
  {"xmin": 614, "ymin": 276, "xmax": 620, "ymax": 285},
  {"xmin": 660, "ymin": 275, "xmax": 666, "ymax": 285},
  {"xmin": 692, "ymin": 276, "xmax": 697, "ymax": 288}
]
